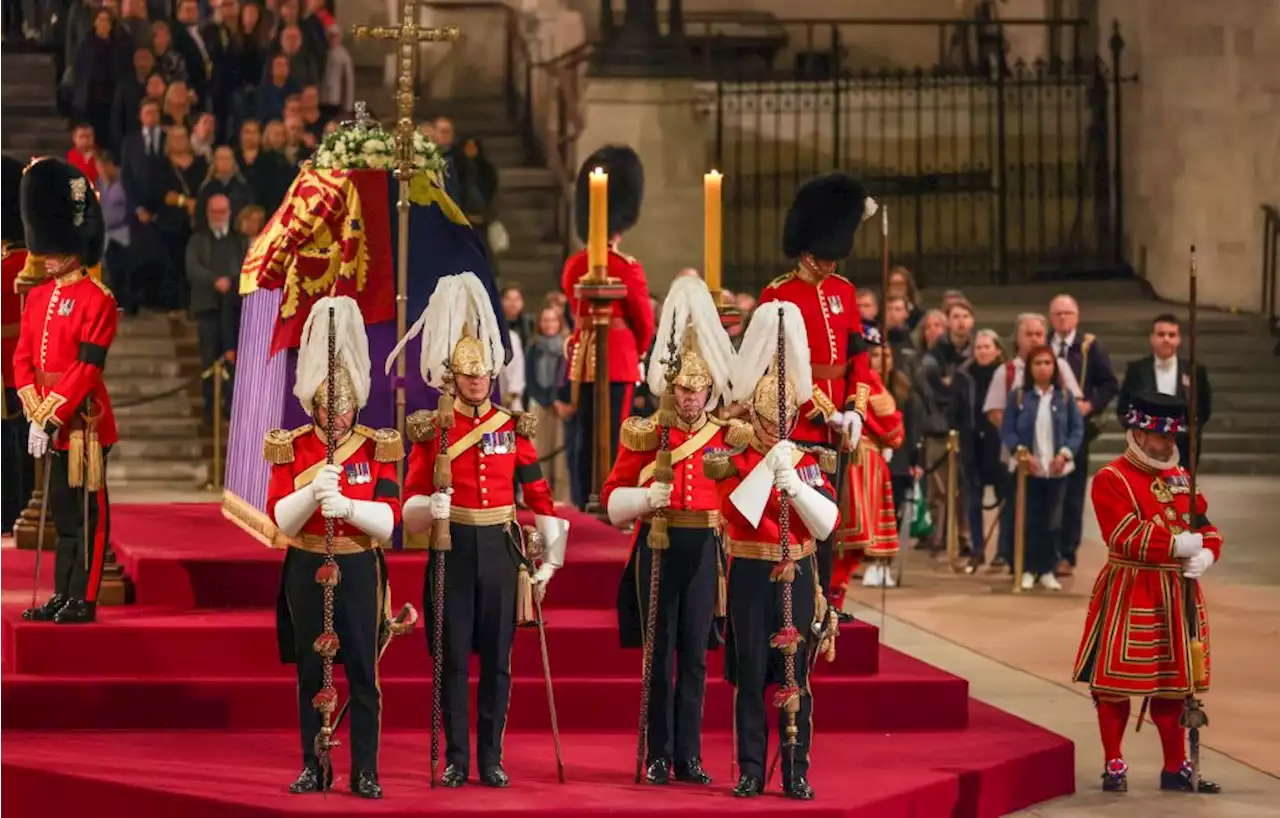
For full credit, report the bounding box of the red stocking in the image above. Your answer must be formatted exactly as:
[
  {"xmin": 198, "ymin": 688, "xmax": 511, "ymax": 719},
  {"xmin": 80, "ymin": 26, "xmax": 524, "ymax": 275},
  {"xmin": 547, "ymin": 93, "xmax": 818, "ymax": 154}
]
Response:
[
  {"xmin": 1095, "ymin": 696, "xmax": 1130, "ymax": 765},
  {"xmin": 1149, "ymin": 697, "xmax": 1187, "ymax": 773}
]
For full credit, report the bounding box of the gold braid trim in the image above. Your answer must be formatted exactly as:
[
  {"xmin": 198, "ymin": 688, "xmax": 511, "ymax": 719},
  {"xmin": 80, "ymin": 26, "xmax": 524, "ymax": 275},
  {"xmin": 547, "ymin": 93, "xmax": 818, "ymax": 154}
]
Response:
[
  {"xmin": 263, "ymin": 425, "xmax": 311, "ymax": 464},
  {"xmin": 808, "ymin": 386, "xmax": 836, "ymax": 420},
  {"xmin": 407, "ymin": 409, "xmax": 439, "ymax": 443},
  {"xmin": 67, "ymin": 430, "xmax": 85, "ymax": 487},
  {"xmin": 17, "ymin": 385, "xmax": 40, "ymax": 418},
  {"xmin": 799, "ymin": 445, "xmax": 838, "ymax": 474},
  {"xmin": 85, "ymin": 428, "xmax": 104, "ymax": 491},
  {"xmin": 715, "ymin": 417, "xmax": 753, "ymax": 449},
  {"xmin": 702, "ymin": 448, "xmax": 743, "ymax": 481},
  {"xmin": 869, "ymin": 389, "xmax": 896, "ymax": 417},
  {"xmin": 513, "ymin": 410, "xmax": 538, "ymax": 439},
  {"xmin": 357, "ymin": 425, "xmax": 405, "ymax": 462},
  {"xmin": 620, "ymin": 415, "xmax": 659, "ymax": 451},
  {"xmin": 30, "ymin": 392, "xmax": 67, "ymax": 428}
]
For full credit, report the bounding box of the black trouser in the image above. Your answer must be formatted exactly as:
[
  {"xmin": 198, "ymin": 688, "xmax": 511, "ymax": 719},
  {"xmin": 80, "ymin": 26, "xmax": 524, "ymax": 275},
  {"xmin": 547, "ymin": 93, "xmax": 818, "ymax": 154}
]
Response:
[
  {"xmin": 730, "ymin": 555, "xmax": 817, "ymax": 784},
  {"xmin": 1057, "ymin": 436, "xmax": 1090, "ymax": 567},
  {"xmin": 105, "ymin": 241, "xmax": 138, "ymax": 315},
  {"xmin": 47, "ymin": 447, "xmax": 111, "ymax": 603},
  {"xmin": 427, "ymin": 522, "xmax": 520, "ymax": 774},
  {"xmin": 1, "ymin": 389, "xmax": 35, "ymax": 533},
  {"xmin": 1023, "ymin": 476, "xmax": 1065, "ymax": 577},
  {"xmin": 816, "ymin": 446, "xmax": 842, "ymax": 597},
  {"xmin": 284, "ymin": 547, "xmax": 383, "ymax": 774},
  {"xmin": 570, "ymin": 382, "xmax": 632, "ymax": 510},
  {"xmin": 634, "ymin": 524, "xmax": 719, "ymax": 764},
  {"xmin": 194, "ymin": 296, "xmax": 241, "ymax": 424}
]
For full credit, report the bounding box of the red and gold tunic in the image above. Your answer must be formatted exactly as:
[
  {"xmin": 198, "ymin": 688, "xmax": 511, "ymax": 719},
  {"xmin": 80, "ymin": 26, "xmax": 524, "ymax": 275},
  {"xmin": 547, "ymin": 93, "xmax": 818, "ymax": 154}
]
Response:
[
  {"xmin": 838, "ymin": 371, "xmax": 905, "ymax": 560},
  {"xmin": 1072, "ymin": 451, "xmax": 1223, "ymax": 697},
  {"xmin": 403, "ymin": 400, "xmax": 555, "ymax": 520},
  {"xmin": 265, "ymin": 424, "xmax": 404, "ymax": 549},
  {"xmin": 11, "ymin": 269, "xmax": 118, "ymax": 447},
  {"xmin": 758, "ymin": 270, "xmax": 872, "ymax": 445},
  {"xmin": 561, "ymin": 248, "xmax": 656, "ymax": 386}
]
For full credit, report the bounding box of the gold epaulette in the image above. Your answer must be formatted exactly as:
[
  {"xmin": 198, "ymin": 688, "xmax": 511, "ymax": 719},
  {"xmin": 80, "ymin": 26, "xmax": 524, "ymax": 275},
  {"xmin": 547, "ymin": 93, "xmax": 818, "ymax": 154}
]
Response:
[
  {"xmin": 703, "ymin": 448, "xmax": 744, "ymax": 481},
  {"xmin": 831, "ymin": 272, "xmax": 852, "ymax": 284},
  {"xmin": 406, "ymin": 409, "xmax": 439, "ymax": 443},
  {"xmin": 799, "ymin": 445, "xmax": 838, "ymax": 474},
  {"xmin": 90, "ymin": 276, "xmax": 115, "ymax": 299},
  {"xmin": 356, "ymin": 425, "xmax": 405, "ymax": 462},
  {"xmin": 512, "ymin": 410, "xmax": 538, "ymax": 439},
  {"xmin": 613, "ymin": 248, "xmax": 638, "ymax": 264},
  {"xmin": 709, "ymin": 415, "xmax": 753, "ymax": 449},
  {"xmin": 765, "ymin": 271, "xmax": 796, "ymax": 289},
  {"xmin": 621, "ymin": 414, "xmax": 659, "ymax": 451},
  {"xmin": 263, "ymin": 425, "xmax": 312, "ymax": 464}
]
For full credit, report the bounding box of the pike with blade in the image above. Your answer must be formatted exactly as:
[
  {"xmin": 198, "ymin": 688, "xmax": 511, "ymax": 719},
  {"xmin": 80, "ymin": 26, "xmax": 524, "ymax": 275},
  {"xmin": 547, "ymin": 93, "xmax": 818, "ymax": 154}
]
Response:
[{"xmin": 1181, "ymin": 245, "xmax": 1208, "ymax": 790}]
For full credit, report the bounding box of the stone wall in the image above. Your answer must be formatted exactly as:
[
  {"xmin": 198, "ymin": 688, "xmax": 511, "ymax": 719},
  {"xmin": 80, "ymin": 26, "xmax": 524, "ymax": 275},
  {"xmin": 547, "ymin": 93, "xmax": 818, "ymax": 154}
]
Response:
[{"xmin": 1100, "ymin": 0, "xmax": 1280, "ymax": 310}]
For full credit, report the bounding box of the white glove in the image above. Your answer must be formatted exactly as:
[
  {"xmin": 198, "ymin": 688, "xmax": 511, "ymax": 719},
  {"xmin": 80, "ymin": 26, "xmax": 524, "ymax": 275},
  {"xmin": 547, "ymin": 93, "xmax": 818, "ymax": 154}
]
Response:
[
  {"xmin": 430, "ymin": 491, "xmax": 452, "ymax": 520},
  {"xmin": 765, "ymin": 440, "xmax": 796, "ymax": 472},
  {"xmin": 1172, "ymin": 531, "xmax": 1203, "ymax": 559},
  {"xmin": 27, "ymin": 422, "xmax": 49, "ymax": 458},
  {"xmin": 882, "ymin": 448, "xmax": 893, "ymax": 464},
  {"xmin": 532, "ymin": 563, "xmax": 557, "ymax": 601},
  {"xmin": 646, "ymin": 482, "xmax": 672, "ymax": 510},
  {"xmin": 774, "ymin": 468, "xmax": 799, "ymax": 497},
  {"xmin": 832, "ymin": 411, "xmax": 863, "ymax": 447},
  {"xmin": 1182, "ymin": 548, "xmax": 1215, "ymax": 579},
  {"xmin": 320, "ymin": 494, "xmax": 353, "ymax": 519},
  {"xmin": 311, "ymin": 464, "xmax": 342, "ymax": 501}
]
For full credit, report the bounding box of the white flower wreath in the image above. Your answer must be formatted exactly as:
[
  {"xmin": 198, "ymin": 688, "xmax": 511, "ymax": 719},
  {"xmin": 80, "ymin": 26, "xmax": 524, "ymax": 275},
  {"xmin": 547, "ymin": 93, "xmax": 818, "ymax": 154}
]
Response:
[{"xmin": 311, "ymin": 125, "xmax": 447, "ymax": 174}]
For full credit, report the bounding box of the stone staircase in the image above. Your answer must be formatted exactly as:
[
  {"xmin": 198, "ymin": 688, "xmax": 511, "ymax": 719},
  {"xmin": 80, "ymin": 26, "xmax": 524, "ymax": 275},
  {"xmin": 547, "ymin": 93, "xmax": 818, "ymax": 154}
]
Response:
[
  {"xmin": 927, "ymin": 280, "xmax": 1280, "ymax": 475},
  {"xmin": 105, "ymin": 315, "xmax": 210, "ymax": 490},
  {"xmin": 1, "ymin": 50, "xmax": 66, "ymax": 162}
]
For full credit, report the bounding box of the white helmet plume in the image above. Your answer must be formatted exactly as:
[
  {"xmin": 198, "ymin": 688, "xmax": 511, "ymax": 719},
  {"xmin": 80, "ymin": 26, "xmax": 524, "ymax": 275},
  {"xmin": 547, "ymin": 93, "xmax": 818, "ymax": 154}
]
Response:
[
  {"xmin": 646, "ymin": 277, "xmax": 736, "ymax": 409},
  {"xmin": 293, "ymin": 295, "xmax": 372, "ymax": 415},
  {"xmin": 729, "ymin": 301, "xmax": 812, "ymax": 405}
]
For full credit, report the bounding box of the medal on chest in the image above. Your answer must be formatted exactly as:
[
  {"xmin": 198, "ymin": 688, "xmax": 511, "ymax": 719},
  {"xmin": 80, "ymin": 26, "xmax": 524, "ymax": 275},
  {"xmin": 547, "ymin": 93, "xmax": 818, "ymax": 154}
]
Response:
[
  {"xmin": 482, "ymin": 430, "xmax": 515, "ymax": 456},
  {"xmin": 1150, "ymin": 477, "xmax": 1174, "ymax": 504},
  {"xmin": 827, "ymin": 294, "xmax": 843, "ymax": 315},
  {"xmin": 57, "ymin": 298, "xmax": 75, "ymax": 317},
  {"xmin": 797, "ymin": 463, "xmax": 824, "ymax": 488},
  {"xmin": 344, "ymin": 461, "xmax": 371, "ymax": 485}
]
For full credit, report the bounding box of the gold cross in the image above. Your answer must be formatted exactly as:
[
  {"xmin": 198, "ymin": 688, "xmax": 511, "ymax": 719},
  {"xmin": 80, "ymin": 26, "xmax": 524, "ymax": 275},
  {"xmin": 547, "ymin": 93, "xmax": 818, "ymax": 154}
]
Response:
[{"xmin": 354, "ymin": 2, "xmax": 461, "ymax": 173}]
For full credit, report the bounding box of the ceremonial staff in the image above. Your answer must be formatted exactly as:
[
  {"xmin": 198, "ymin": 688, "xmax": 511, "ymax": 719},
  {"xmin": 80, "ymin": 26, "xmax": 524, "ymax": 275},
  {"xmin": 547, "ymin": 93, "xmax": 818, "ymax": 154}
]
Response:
[
  {"xmin": 429, "ymin": 376, "xmax": 454, "ymax": 788},
  {"xmin": 1182, "ymin": 244, "xmax": 1208, "ymax": 791},
  {"xmin": 314, "ymin": 305, "xmax": 340, "ymax": 792},
  {"xmin": 879, "ymin": 203, "xmax": 893, "ymax": 610}
]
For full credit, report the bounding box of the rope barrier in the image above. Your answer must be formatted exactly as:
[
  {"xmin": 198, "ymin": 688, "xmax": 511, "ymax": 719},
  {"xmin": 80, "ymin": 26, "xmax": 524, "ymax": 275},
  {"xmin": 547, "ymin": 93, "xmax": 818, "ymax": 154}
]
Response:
[{"xmin": 111, "ymin": 362, "xmax": 228, "ymax": 409}]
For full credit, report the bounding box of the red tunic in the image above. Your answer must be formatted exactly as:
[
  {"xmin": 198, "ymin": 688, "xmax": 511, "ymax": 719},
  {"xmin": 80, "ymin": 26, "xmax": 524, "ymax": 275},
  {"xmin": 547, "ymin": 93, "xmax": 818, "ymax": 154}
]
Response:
[
  {"xmin": 266, "ymin": 425, "xmax": 404, "ymax": 542},
  {"xmin": 601, "ymin": 414, "xmax": 743, "ymax": 515},
  {"xmin": 708, "ymin": 440, "xmax": 839, "ymax": 561},
  {"xmin": 1072, "ymin": 451, "xmax": 1223, "ymax": 697},
  {"xmin": 561, "ymin": 248, "xmax": 655, "ymax": 385},
  {"xmin": 2, "ymin": 247, "xmax": 25, "ymax": 390},
  {"xmin": 11, "ymin": 270, "xmax": 118, "ymax": 447},
  {"xmin": 758, "ymin": 270, "xmax": 872, "ymax": 445},
  {"xmin": 404, "ymin": 402, "xmax": 555, "ymax": 516},
  {"xmin": 838, "ymin": 371, "xmax": 904, "ymax": 559}
]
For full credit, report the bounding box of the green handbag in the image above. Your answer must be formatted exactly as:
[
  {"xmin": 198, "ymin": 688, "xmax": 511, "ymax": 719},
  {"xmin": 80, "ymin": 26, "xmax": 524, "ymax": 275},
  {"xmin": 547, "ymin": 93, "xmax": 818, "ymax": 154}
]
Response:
[{"xmin": 908, "ymin": 477, "xmax": 935, "ymax": 539}]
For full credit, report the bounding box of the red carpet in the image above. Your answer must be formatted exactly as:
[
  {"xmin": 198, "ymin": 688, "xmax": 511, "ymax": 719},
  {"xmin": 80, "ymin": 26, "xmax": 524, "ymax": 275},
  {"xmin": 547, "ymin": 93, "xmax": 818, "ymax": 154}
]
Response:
[{"xmin": 0, "ymin": 504, "xmax": 1074, "ymax": 816}]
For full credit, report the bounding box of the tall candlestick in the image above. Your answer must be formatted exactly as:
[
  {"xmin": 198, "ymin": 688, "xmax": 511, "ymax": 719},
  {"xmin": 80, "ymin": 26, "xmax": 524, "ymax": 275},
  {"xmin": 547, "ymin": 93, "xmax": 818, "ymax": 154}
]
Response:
[
  {"xmin": 704, "ymin": 170, "xmax": 722, "ymax": 296},
  {"xmin": 588, "ymin": 167, "xmax": 609, "ymax": 276}
]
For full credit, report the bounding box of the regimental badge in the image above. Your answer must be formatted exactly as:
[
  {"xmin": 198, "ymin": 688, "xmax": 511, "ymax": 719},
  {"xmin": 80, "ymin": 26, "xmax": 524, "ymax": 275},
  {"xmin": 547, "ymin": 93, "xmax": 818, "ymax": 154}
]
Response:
[
  {"xmin": 1164, "ymin": 507, "xmax": 1177, "ymax": 521},
  {"xmin": 827, "ymin": 294, "xmax": 844, "ymax": 315},
  {"xmin": 57, "ymin": 298, "xmax": 74, "ymax": 317},
  {"xmin": 1151, "ymin": 478, "xmax": 1174, "ymax": 504},
  {"xmin": 345, "ymin": 461, "xmax": 371, "ymax": 485},
  {"xmin": 798, "ymin": 463, "xmax": 824, "ymax": 488},
  {"xmin": 482, "ymin": 431, "xmax": 515, "ymax": 455}
]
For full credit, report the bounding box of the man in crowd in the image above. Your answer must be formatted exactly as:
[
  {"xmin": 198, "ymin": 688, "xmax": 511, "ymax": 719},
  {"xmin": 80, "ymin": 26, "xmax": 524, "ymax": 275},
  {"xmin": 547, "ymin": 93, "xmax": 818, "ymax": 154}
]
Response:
[
  {"xmin": 66, "ymin": 123, "xmax": 99, "ymax": 186},
  {"xmin": 501, "ymin": 285, "xmax": 532, "ymax": 348},
  {"xmin": 1048, "ymin": 294, "xmax": 1118, "ymax": 575},
  {"xmin": 185, "ymin": 193, "xmax": 247, "ymax": 425},
  {"xmin": 918, "ymin": 297, "xmax": 975, "ymax": 554},
  {"xmin": 1116, "ymin": 314, "xmax": 1212, "ymax": 469},
  {"xmin": 110, "ymin": 46, "xmax": 157, "ymax": 150}
]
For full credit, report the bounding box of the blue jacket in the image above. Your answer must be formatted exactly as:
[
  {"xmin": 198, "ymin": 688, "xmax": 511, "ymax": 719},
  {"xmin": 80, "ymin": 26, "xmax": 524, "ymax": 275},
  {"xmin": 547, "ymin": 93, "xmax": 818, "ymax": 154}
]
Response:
[{"xmin": 1000, "ymin": 384, "xmax": 1084, "ymax": 466}]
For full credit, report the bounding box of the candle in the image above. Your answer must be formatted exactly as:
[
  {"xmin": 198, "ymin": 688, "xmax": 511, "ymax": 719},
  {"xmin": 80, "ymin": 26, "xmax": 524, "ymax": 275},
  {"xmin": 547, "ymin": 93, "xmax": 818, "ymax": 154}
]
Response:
[
  {"xmin": 704, "ymin": 170, "xmax": 723, "ymax": 296},
  {"xmin": 588, "ymin": 167, "xmax": 608, "ymax": 276}
]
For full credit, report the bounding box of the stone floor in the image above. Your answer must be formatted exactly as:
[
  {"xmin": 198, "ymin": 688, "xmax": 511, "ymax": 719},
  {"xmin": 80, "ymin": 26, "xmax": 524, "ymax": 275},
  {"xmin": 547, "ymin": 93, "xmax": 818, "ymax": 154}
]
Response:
[{"xmin": 848, "ymin": 473, "xmax": 1280, "ymax": 815}]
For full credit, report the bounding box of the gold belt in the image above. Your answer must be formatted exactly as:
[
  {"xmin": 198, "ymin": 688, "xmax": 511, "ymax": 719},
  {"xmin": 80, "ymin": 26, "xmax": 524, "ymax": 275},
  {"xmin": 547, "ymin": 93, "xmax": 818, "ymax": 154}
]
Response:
[
  {"xmin": 643, "ymin": 509, "xmax": 723, "ymax": 529},
  {"xmin": 289, "ymin": 533, "xmax": 378, "ymax": 555},
  {"xmin": 1108, "ymin": 556, "xmax": 1181, "ymax": 573},
  {"xmin": 450, "ymin": 505, "xmax": 517, "ymax": 526},
  {"xmin": 725, "ymin": 535, "xmax": 816, "ymax": 562}
]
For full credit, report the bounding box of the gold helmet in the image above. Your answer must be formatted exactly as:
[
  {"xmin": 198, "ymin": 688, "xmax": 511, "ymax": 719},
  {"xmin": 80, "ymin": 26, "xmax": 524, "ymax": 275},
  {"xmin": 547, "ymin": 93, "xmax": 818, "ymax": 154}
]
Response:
[
  {"xmin": 312, "ymin": 362, "xmax": 360, "ymax": 416},
  {"xmin": 449, "ymin": 332, "xmax": 490, "ymax": 379},
  {"xmin": 672, "ymin": 343, "xmax": 713, "ymax": 394},
  {"xmin": 750, "ymin": 373, "xmax": 799, "ymax": 428}
]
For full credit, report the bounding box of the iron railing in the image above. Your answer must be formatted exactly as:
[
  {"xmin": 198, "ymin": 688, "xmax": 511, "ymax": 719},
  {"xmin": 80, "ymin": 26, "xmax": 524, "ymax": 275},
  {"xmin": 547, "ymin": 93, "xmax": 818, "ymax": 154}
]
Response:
[
  {"xmin": 703, "ymin": 17, "xmax": 1135, "ymax": 292},
  {"xmin": 1263, "ymin": 204, "xmax": 1280, "ymax": 337}
]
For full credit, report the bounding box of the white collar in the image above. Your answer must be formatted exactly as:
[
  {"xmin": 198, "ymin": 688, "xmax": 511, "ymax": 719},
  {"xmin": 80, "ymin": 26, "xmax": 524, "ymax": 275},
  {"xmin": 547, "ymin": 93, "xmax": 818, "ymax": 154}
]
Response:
[
  {"xmin": 1053, "ymin": 330, "xmax": 1076, "ymax": 348},
  {"xmin": 1154, "ymin": 354, "xmax": 1177, "ymax": 369},
  {"xmin": 1125, "ymin": 430, "xmax": 1180, "ymax": 471}
]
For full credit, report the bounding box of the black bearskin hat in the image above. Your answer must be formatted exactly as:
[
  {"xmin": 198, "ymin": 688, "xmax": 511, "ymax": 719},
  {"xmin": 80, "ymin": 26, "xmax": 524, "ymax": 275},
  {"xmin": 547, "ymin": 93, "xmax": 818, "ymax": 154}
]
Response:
[
  {"xmin": 20, "ymin": 158, "xmax": 104, "ymax": 266},
  {"xmin": 2, "ymin": 156, "xmax": 24, "ymax": 245},
  {"xmin": 782, "ymin": 173, "xmax": 872, "ymax": 261},
  {"xmin": 573, "ymin": 145, "xmax": 644, "ymax": 244}
]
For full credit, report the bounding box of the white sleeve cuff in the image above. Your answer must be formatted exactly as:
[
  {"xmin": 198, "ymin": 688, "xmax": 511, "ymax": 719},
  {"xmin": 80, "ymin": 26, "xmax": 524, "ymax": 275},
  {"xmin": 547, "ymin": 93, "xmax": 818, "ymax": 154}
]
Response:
[
  {"xmin": 790, "ymin": 482, "xmax": 838, "ymax": 541},
  {"xmin": 535, "ymin": 514, "xmax": 570, "ymax": 568},
  {"xmin": 403, "ymin": 494, "xmax": 434, "ymax": 535}
]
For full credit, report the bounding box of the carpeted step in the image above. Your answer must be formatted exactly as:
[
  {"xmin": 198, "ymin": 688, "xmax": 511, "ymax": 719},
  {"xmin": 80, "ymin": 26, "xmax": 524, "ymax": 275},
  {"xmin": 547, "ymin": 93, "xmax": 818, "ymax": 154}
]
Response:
[
  {"xmin": 0, "ymin": 605, "xmax": 880, "ymax": 678},
  {"xmin": 0, "ymin": 717, "xmax": 1075, "ymax": 818},
  {"xmin": 0, "ymin": 649, "xmax": 967, "ymax": 732}
]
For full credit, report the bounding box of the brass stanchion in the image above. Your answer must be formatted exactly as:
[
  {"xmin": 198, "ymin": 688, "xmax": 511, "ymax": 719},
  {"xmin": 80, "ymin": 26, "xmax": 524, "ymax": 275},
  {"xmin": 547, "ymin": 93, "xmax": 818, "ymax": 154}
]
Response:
[
  {"xmin": 944, "ymin": 429, "xmax": 960, "ymax": 571},
  {"xmin": 1012, "ymin": 447, "xmax": 1029, "ymax": 593}
]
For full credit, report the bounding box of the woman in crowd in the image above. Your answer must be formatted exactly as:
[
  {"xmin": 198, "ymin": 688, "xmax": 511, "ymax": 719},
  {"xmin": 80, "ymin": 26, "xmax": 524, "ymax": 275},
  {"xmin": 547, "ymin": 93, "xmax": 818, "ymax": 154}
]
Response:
[
  {"xmin": 952, "ymin": 328, "xmax": 1007, "ymax": 572},
  {"xmin": 237, "ymin": 204, "xmax": 267, "ymax": 238},
  {"xmin": 240, "ymin": 0, "xmax": 271, "ymax": 88},
  {"xmin": 912, "ymin": 308, "xmax": 946, "ymax": 353},
  {"xmin": 151, "ymin": 20, "xmax": 189, "ymax": 84},
  {"xmin": 197, "ymin": 146, "xmax": 254, "ymax": 225},
  {"xmin": 999, "ymin": 344, "xmax": 1083, "ymax": 591},
  {"xmin": 71, "ymin": 8, "xmax": 121, "ymax": 148},
  {"xmin": 190, "ymin": 112, "xmax": 217, "ymax": 162},
  {"xmin": 885, "ymin": 265, "xmax": 924, "ymax": 331},
  {"xmin": 870, "ymin": 342, "xmax": 921, "ymax": 522},
  {"xmin": 162, "ymin": 79, "xmax": 194, "ymax": 128},
  {"xmin": 525, "ymin": 304, "xmax": 571, "ymax": 502},
  {"xmin": 235, "ymin": 119, "xmax": 294, "ymax": 215},
  {"xmin": 157, "ymin": 124, "xmax": 208, "ymax": 313}
]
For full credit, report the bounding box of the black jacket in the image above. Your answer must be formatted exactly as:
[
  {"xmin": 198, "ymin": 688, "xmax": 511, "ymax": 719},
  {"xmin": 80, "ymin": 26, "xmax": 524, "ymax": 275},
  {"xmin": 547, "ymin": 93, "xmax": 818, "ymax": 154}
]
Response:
[{"xmin": 1116, "ymin": 355, "xmax": 1212, "ymax": 466}]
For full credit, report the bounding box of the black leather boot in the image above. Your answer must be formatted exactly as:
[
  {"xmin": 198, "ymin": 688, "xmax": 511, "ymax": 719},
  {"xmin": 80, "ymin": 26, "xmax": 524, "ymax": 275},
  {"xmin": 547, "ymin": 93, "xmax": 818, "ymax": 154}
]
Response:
[
  {"xmin": 1160, "ymin": 762, "xmax": 1221, "ymax": 794},
  {"xmin": 479, "ymin": 765, "xmax": 510, "ymax": 788},
  {"xmin": 673, "ymin": 758, "xmax": 711, "ymax": 785},
  {"xmin": 732, "ymin": 775, "xmax": 763, "ymax": 797},
  {"xmin": 22, "ymin": 593, "xmax": 67, "ymax": 621},
  {"xmin": 784, "ymin": 776, "xmax": 815, "ymax": 800},
  {"xmin": 350, "ymin": 770, "xmax": 382, "ymax": 799},
  {"xmin": 645, "ymin": 758, "xmax": 671, "ymax": 784},
  {"xmin": 288, "ymin": 766, "xmax": 332, "ymax": 794},
  {"xmin": 440, "ymin": 764, "xmax": 467, "ymax": 788},
  {"xmin": 53, "ymin": 598, "xmax": 95, "ymax": 624}
]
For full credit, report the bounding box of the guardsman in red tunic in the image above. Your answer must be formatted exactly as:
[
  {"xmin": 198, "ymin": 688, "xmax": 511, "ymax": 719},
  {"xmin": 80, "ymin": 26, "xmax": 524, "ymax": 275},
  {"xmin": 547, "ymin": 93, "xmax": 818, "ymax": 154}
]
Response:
[
  {"xmin": 15, "ymin": 158, "xmax": 116, "ymax": 625},
  {"xmin": 602, "ymin": 276, "xmax": 749, "ymax": 786},
  {"xmin": 266, "ymin": 296, "xmax": 403, "ymax": 799},
  {"xmin": 832, "ymin": 327, "xmax": 905, "ymax": 597},
  {"xmin": 1072, "ymin": 393, "xmax": 1222, "ymax": 795},
  {"xmin": 705, "ymin": 303, "xmax": 841, "ymax": 801},
  {"xmin": 560, "ymin": 145, "xmax": 655, "ymax": 508},
  {"xmin": 759, "ymin": 173, "xmax": 878, "ymax": 599},
  {"xmin": 2, "ymin": 155, "xmax": 36, "ymax": 533},
  {"xmin": 400, "ymin": 273, "xmax": 570, "ymax": 789}
]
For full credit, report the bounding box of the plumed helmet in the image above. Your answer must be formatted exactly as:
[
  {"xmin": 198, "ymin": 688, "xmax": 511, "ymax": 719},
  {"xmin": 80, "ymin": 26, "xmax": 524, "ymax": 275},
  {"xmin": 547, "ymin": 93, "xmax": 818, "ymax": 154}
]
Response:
[
  {"xmin": 573, "ymin": 145, "xmax": 644, "ymax": 244},
  {"xmin": 782, "ymin": 172, "xmax": 876, "ymax": 262},
  {"xmin": 20, "ymin": 158, "xmax": 104, "ymax": 266}
]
